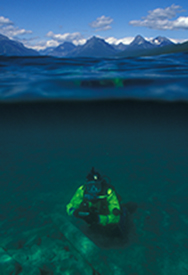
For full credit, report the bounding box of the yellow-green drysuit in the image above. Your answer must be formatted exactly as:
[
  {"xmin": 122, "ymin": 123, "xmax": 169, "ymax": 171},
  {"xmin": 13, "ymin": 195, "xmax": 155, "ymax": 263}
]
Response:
[{"xmin": 66, "ymin": 185, "xmax": 121, "ymax": 226}]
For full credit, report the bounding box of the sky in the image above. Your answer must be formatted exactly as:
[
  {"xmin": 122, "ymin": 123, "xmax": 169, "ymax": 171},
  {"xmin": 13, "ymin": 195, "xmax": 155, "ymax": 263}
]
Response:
[{"xmin": 0, "ymin": 0, "xmax": 188, "ymax": 50}]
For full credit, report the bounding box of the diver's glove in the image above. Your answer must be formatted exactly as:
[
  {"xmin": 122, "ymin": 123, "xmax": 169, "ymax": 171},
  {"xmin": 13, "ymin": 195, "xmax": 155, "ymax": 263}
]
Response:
[{"xmin": 73, "ymin": 209, "xmax": 99, "ymax": 225}]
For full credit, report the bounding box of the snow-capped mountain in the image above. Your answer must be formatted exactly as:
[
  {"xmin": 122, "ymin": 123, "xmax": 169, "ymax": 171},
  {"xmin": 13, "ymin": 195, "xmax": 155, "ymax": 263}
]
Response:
[
  {"xmin": 69, "ymin": 36, "xmax": 118, "ymax": 58},
  {"xmin": 0, "ymin": 33, "xmax": 187, "ymax": 57},
  {"xmin": 43, "ymin": 35, "xmax": 188, "ymax": 58},
  {"xmin": 43, "ymin": 36, "xmax": 118, "ymax": 58},
  {"xmin": 118, "ymin": 36, "xmax": 188, "ymax": 57},
  {"xmin": 151, "ymin": 36, "xmax": 174, "ymax": 47},
  {"xmin": 126, "ymin": 35, "xmax": 155, "ymax": 50}
]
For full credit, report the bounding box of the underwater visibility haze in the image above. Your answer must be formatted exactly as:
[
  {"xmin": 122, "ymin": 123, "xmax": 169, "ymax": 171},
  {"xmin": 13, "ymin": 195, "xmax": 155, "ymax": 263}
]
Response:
[{"xmin": 0, "ymin": 53, "xmax": 188, "ymax": 274}]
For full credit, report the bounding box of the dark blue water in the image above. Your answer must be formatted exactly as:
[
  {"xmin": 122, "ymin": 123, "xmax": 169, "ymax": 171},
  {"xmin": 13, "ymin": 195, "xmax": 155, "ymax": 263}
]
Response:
[
  {"xmin": 1, "ymin": 53, "xmax": 188, "ymax": 101},
  {"xmin": 0, "ymin": 54, "xmax": 188, "ymax": 274}
]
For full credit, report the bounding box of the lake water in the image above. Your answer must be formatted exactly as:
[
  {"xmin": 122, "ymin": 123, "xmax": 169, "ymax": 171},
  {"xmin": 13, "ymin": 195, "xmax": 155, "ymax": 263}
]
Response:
[{"xmin": 0, "ymin": 54, "xmax": 188, "ymax": 274}]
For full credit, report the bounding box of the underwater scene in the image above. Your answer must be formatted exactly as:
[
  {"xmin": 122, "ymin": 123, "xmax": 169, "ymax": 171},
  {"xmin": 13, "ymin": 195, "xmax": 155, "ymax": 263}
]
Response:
[{"xmin": 0, "ymin": 54, "xmax": 188, "ymax": 275}]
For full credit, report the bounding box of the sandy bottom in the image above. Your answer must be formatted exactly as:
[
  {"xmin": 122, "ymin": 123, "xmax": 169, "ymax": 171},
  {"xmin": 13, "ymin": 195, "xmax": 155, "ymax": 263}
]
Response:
[{"xmin": 0, "ymin": 188, "xmax": 188, "ymax": 275}]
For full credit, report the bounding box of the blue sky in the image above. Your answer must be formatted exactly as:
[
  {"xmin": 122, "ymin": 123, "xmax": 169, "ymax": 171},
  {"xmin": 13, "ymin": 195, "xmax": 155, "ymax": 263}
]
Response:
[{"xmin": 0, "ymin": 0, "xmax": 188, "ymax": 49}]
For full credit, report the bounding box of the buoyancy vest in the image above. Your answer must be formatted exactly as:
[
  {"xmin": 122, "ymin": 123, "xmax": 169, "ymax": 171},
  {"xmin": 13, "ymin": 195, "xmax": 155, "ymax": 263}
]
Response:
[{"xmin": 82, "ymin": 181, "xmax": 121, "ymax": 215}]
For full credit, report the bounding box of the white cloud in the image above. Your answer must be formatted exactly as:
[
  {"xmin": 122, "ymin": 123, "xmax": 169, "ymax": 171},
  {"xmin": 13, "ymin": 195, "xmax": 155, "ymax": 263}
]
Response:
[
  {"xmin": 129, "ymin": 4, "xmax": 188, "ymax": 30},
  {"xmin": 14, "ymin": 37, "xmax": 59, "ymax": 50},
  {"xmin": 1, "ymin": 25, "xmax": 32, "ymax": 37},
  {"xmin": 172, "ymin": 16, "xmax": 188, "ymax": 29},
  {"xmin": 90, "ymin": 15, "xmax": 113, "ymax": 31},
  {"xmin": 72, "ymin": 39, "xmax": 86, "ymax": 45},
  {"xmin": 105, "ymin": 36, "xmax": 134, "ymax": 45},
  {"xmin": 0, "ymin": 16, "xmax": 13, "ymax": 26},
  {"xmin": 14, "ymin": 31, "xmax": 86, "ymax": 51},
  {"xmin": 0, "ymin": 15, "xmax": 32, "ymax": 38},
  {"xmin": 165, "ymin": 37, "xmax": 187, "ymax": 44},
  {"xmin": 46, "ymin": 31, "xmax": 85, "ymax": 44},
  {"xmin": 143, "ymin": 4, "xmax": 182, "ymax": 21},
  {"xmin": 25, "ymin": 40, "xmax": 59, "ymax": 51}
]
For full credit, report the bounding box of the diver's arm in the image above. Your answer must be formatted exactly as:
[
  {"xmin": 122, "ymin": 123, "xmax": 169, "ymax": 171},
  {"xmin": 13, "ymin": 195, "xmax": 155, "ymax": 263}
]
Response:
[
  {"xmin": 99, "ymin": 189, "xmax": 121, "ymax": 226},
  {"xmin": 66, "ymin": 185, "xmax": 84, "ymax": 216}
]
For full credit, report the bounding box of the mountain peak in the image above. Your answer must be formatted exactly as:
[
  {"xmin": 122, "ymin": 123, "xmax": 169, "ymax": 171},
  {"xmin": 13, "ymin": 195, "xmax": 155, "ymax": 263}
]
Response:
[
  {"xmin": 69, "ymin": 36, "xmax": 118, "ymax": 57},
  {"xmin": 131, "ymin": 35, "xmax": 146, "ymax": 45},
  {"xmin": 151, "ymin": 36, "xmax": 174, "ymax": 47},
  {"xmin": 89, "ymin": 36, "xmax": 101, "ymax": 41},
  {"xmin": 128, "ymin": 35, "xmax": 154, "ymax": 50},
  {"xmin": 86, "ymin": 36, "xmax": 107, "ymax": 45},
  {"xmin": 48, "ymin": 41, "xmax": 76, "ymax": 57},
  {"xmin": 56, "ymin": 41, "xmax": 75, "ymax": 50}
]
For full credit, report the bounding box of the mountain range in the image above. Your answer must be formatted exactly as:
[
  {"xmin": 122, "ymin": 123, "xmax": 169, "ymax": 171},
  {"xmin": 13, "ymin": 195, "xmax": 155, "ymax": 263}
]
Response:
[
  {"xmin": 0, "ymin": 34, "xmax": 39, "ymax": 56},
  {"xmin": 40, "ymin": 36, "xmax": 118, "ymax": 57},
  {"xmin": 0, "ymin": 33, "xmax": 188, "ymax": 58},
  {"xmin": 40, "ymin": 35, "xmax": 188, "ymax": 58}
]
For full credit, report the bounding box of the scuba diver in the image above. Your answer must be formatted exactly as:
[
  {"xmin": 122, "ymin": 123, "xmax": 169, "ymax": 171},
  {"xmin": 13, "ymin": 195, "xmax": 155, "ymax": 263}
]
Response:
[{"xmin": 66, "ymin": 167, "xmax": 137, "ymax": 239}]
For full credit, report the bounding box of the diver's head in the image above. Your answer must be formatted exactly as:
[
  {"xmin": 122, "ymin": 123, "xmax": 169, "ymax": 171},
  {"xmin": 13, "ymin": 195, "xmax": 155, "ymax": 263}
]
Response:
[{"xmin": 85, "ymin": 167, "xmax": 103, "ymax": 200}]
